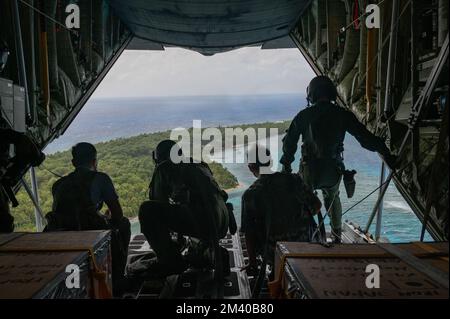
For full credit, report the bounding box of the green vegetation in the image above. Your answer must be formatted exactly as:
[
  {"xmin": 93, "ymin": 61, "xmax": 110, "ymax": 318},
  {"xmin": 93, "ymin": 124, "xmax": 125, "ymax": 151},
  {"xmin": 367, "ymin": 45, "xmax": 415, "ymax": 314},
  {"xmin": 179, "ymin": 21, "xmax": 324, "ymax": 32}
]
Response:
[{"xmin": 12, "ymin": 121, "xmax": 291, "ymax": 231}]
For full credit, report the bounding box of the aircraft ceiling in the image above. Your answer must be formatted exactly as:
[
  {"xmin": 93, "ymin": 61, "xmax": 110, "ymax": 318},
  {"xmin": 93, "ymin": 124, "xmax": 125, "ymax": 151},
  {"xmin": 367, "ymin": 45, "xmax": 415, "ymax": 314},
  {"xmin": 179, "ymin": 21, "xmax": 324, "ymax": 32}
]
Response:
[{"xmin": 107, "ymin": 0, "xmax": 310, "ymax": 55}]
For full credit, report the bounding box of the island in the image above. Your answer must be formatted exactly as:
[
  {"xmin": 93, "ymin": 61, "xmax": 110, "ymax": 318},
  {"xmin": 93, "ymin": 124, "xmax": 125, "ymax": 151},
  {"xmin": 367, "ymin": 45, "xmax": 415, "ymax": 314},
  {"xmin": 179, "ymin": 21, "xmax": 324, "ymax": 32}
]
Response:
[{"xmin": 12, "ymin": 121, "xmax": 291, "ymax": 231}]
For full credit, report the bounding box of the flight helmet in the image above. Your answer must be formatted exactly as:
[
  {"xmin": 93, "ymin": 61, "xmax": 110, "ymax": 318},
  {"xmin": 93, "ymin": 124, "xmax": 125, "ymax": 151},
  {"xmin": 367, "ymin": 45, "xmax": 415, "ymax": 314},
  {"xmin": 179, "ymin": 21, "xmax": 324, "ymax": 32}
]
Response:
[
  {"xmin": 153, "ymin": 140, "xmax": 181, "ymax": 164},
  {"xmin": 306, "ymin": 75, "xmax": 338, "ymax": 104}
]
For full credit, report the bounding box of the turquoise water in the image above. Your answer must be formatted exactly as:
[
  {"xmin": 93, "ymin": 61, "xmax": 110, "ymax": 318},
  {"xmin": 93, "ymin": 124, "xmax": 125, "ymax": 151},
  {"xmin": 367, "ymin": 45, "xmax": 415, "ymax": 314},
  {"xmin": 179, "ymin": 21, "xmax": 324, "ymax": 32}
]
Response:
[
  {"xmin": 222, "ymin": 135, "xmax": 433, "ymax": 243},
  {"xmin": 47, "ymin": 95, "xmax": 432, "ymax": 243}
]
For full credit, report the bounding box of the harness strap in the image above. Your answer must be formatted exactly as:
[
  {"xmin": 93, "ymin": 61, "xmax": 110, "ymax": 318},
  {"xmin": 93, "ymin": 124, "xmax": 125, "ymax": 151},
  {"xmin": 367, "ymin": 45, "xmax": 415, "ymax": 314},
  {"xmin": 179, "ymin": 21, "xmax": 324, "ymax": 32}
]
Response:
[
  {"xmin": 377, "ymin": 242, "xmax": 449, "ymax": 289},
  {"xmin": 413, "ymin": 242, "xmax": 449, "ymax": 262},
  {"xmin": 251, "ymin": 178, "xmax": 274, "ymax": 299},
  {"xmin": 0, "ymin": 233, "xmax": 26, "ymax": 247}
]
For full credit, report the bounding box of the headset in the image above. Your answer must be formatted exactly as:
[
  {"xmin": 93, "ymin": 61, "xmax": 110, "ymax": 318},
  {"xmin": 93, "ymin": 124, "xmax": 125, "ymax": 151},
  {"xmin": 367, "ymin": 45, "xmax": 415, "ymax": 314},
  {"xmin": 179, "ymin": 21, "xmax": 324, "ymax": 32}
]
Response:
[
  {"xmin": 152, "ymin": 140, "xmax": 182, "ymax": 164},
  {"xmin": 306, "ymin": 75, "xmax": 338, "ymax": 106}
]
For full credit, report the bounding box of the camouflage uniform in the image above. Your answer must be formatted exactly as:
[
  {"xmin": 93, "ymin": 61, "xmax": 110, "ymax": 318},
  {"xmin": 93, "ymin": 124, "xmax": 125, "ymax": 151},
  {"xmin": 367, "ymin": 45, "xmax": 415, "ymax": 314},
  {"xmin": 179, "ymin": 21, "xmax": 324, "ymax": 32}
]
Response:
[
  {"xmin": 281, "ymin": 101, "xmax": 392, "ymax": 238},
  {"xmin": 241, "ymin": 172, "xmax": 319, "ymax": 264},
  {"xmin": 139, "ymin": 160, "xmax": 229, "ymax": 265}
]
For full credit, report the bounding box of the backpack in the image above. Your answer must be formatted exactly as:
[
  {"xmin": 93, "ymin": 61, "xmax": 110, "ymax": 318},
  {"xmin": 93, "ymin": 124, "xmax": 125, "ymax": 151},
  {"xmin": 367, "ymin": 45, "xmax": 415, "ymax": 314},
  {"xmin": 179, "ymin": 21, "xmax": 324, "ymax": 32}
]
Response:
[
  {"xmin": 267, "ymin": 173, "xmax": 320, "ymax": 241},
  {"xmin": 252, "ymin": 173, "xmax": 321, "ymax": 298},
  {"xmin": 177, "ymin": 162, "xmax": 230, "ymax": 236},
  {"xmin": 46, "ymin": 170, "xmax": 107, "ymax": 231}
]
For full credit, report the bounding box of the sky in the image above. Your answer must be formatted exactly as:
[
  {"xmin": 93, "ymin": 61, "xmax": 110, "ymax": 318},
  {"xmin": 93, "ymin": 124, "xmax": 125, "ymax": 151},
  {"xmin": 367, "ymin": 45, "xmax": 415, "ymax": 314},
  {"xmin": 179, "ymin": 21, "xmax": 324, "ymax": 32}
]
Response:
[{"xmin": 92, "ymin": 47, "xmax": 315, "ymax": 98}]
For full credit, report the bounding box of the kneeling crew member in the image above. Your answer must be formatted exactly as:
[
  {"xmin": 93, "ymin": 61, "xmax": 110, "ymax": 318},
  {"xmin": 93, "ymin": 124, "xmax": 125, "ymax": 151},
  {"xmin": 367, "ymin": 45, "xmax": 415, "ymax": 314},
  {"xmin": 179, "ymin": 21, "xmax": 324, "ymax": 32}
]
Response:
[{"xmin": 139, "ymin": 140, "xmax": 230, "ymax": 277}]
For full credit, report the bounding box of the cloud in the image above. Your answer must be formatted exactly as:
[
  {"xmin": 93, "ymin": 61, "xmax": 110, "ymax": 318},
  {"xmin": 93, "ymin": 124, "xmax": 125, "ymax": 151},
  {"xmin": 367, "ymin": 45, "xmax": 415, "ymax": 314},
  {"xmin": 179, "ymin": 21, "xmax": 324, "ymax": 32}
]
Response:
[{"xmin": 93, "ymin": 47, "xmax": 315, "ymax": 98}]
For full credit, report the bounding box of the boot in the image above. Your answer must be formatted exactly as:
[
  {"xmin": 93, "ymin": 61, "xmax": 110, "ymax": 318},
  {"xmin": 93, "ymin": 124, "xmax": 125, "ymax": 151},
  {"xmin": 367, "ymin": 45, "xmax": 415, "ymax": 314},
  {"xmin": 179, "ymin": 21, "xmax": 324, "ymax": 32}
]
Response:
[
  {"xmin": 139, "ymin": 257, "xmax": 188, "ymax": 280},
  {"xmin": 331, "ymin": 229, "xmax": 342, "ymax": 244},
  {"xmin": 221, "ymin": 246, "xmax": 231, "ymax": 278}
]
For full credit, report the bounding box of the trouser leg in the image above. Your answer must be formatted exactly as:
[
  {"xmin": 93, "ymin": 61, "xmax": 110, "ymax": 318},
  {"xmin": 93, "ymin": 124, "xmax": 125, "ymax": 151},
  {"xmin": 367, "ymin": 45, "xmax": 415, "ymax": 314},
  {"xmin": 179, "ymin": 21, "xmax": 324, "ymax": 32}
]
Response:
[
  {"xmin": 139, "ymin": 201, "xmax": 202, "ymax": 264},
  {"xmin": 116, "ymin": 217, "xmax": 131, "ymax": 251},
  {"xmin": 301, "ymin": 163, "xmax": 343, "ymax": 240},
  {"xmin": 109, "ymin": 217, "xmax": 131, "ymax": 290},
  {"xmin": 299, "ymin": 163, "xmax": 312, "ymax": 187},
  {"xmin": 322, "ymin": 181, "xmax": 342, "ymax": 239},
  {"xmin": 0, "ymin": 210, "xmax": 14, "ymax": 233},
  {"xmin": 113, "ymin": 217, "xmax": 131, "ymax": 269},
  {"xmin": 0, "ymin": 189, "xmax": 14, "ymax": 233}
]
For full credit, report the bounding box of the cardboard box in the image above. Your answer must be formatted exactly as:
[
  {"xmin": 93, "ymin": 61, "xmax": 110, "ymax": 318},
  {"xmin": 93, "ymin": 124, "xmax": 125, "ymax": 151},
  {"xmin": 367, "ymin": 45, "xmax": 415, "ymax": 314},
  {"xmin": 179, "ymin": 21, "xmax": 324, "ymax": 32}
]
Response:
[
  {"xmin": 0, "ymin": 231, "xmax": 112, "ymax": 299},
  {"xmin": 273, "ymin": 242, "xmax": 449, "ymax": 299}
]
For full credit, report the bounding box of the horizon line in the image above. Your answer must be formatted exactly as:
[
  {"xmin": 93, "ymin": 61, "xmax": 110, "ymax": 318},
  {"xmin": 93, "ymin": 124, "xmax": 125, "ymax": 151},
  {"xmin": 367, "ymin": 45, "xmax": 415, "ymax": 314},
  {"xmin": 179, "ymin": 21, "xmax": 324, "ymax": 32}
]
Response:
[{"xmin": 91, "ymin": 92, "xmax": 305, "ymax": 100}]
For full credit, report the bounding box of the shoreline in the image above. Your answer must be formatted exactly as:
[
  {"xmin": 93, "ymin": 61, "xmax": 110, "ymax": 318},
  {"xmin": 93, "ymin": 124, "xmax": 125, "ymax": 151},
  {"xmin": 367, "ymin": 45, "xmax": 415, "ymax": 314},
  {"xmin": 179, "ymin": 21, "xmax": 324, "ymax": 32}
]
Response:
[
  {"xmin": 224, "ymin": 182, "xmax": 245, "ymax": 193},
  {"xmin": 46, "ymin": 120, "xmax": 290, "ymax": 155},
  {"xmin": 41, "ymin": 122, "xmax": 288, "ymax": 230}
]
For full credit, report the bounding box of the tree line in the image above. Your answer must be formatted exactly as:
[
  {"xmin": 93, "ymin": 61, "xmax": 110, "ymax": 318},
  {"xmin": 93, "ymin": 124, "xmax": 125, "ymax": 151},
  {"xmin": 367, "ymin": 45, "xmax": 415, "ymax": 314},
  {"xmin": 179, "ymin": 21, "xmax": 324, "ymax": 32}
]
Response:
[{"xmin": 12, "ymin": 121, "xmax": 290, "ymax": 231}]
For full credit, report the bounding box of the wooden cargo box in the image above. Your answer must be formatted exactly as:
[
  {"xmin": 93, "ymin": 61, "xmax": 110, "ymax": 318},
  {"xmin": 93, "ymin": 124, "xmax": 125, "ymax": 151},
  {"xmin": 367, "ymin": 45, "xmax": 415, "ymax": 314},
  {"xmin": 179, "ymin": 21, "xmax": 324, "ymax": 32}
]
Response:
[
  {"xmin": 0, "ymin": 231, "xmax": 112, "ymax": 299},
  {"xmin": 273, "ymin": 242, "xmax": 449, "ymax": 299}
]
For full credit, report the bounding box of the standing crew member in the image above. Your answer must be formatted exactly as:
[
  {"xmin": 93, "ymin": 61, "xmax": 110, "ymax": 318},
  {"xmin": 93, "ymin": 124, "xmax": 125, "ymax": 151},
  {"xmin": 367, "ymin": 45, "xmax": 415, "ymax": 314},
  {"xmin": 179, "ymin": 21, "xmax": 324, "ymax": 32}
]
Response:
[{"xmin": 280, "ymin": 76, "xmax": 397, "ymax": 242}]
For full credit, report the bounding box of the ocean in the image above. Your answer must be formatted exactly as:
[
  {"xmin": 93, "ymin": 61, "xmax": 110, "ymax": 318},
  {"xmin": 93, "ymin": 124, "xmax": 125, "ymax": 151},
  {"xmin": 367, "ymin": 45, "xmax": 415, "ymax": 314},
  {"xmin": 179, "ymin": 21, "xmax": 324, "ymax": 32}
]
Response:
[{"xmin": 46, "ymin": 94, "xmax": 432, "ymax": 243}]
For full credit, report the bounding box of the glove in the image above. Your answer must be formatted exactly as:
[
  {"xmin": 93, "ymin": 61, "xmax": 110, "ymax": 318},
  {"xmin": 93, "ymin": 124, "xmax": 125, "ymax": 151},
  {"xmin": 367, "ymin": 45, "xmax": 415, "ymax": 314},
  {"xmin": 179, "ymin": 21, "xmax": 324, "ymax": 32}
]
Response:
[
  {"xmin": 14, "ymin": 133, "xmax": 45, "ymax": 167},
  {"xmin": 241, "ymin": 264, "xmax": 259, "ymax": 277},
  {"xmin": 281, "ymin": 164, "xmax": 292, "ymax": 174}
]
